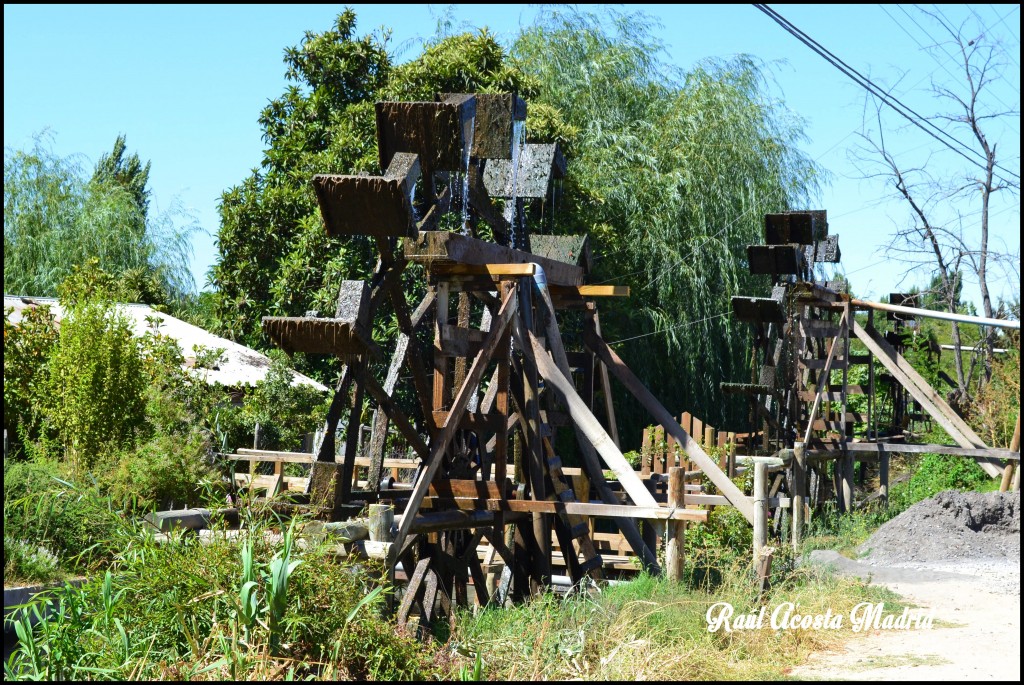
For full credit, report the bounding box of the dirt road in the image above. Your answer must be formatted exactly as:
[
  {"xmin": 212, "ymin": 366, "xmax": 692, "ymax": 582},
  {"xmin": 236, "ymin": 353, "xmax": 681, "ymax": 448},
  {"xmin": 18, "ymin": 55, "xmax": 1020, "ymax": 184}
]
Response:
[{"xmin": 792, "ymin": 551, "xmax": 1020, "ymax": 681}]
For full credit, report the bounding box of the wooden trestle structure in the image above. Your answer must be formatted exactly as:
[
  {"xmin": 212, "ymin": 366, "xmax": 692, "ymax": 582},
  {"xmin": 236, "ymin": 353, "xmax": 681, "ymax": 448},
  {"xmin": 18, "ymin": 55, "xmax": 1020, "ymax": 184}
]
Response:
[
  {"xmin": 241, "ymin": 92, "xmax": 1018, "ymax": 627},
  {"xmin": 250, "ymin": 93, "xmax": 754, "ymax": 626},
  {"xmin": 730, "ymin": 210, "xmax": 1019, "ymax": 554}
]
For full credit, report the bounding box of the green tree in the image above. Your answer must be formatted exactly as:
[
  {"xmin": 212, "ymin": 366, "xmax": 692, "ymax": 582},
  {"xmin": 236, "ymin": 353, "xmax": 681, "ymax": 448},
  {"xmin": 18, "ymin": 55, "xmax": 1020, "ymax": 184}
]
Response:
[
  {"xmin": 92, "ymin": 134, "xmax": 151, "ymax": 222},
  {"xmin": 513, "ymin": 8, "xmax": 822, "ymax": 434},
  {"xmin": 43, "ymin": 285, "xmax": 147, "ymax": 474},
  {"xmin": 4, "ymin": 133, "xmax": 194, "ymax": 303}
]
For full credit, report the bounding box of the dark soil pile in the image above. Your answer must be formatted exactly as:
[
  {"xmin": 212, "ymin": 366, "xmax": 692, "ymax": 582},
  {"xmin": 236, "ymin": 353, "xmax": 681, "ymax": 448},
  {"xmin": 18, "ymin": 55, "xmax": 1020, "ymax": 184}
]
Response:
[{"xmin": 859, "ymin": 490, "xmax": 1020, "ymax": 564}]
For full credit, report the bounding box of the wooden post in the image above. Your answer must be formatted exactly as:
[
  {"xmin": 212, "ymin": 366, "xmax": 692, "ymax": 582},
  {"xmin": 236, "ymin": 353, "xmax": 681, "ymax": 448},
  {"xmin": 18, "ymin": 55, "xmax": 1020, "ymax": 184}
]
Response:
[
  {"xmin": 666, "ymin": 467, "xmax": 686, "ymax": 582},
  {"xmin": 792, "ymin": 442, "xmax": 805, "ymax": 552},
  {"xmin": 867, "ymin": 310, "xmax": 875, "ymax": 440},
  {"xmin": 727, "ymin": 432, "xmax": 737, "ymax": 478},
  {"xmin": 590, "ymin": 308, "xmax": 621, "ymax": 449},
  {"xmin": 753, "ymin": 460, "xmax": 767, "ymax": 565},
  {"xmin": 433, "ymin": 281, "xmax": 451, "ymax": 414},
  {"xmin": 252, "ymin": 423, "xmax": 262, "ymax": 479},
  {"xmin": 879, "ymin": 446, "xmax": 890, "ymax": 507},
  {"xmin": 756, "ymin": 547, "xmax": 774, "ymax": 598},
  {"xmin": 1002, "ymin": 413, "xmax": 1021, "ymax": 492},
  {"xmin": 573, "ymin": 471, "xmax": 595, "ymax": 538},
  {"xmin": 641, "ymin": 427, "xmax": 652, "ymax": 477},
  {"xmin": 717, "ymin": 431, "xmax": 728, "ymax": 470},
  {"xmin": 653, "ymin": 425, "xmax": 665, "ymax": 474},
  {"xmin": 704, "ymin": 425, "xmax": 715, "ymax": 453},
  {"xmin": 369, "ymin": 503, "xmax": 395, "ymax": 542}
]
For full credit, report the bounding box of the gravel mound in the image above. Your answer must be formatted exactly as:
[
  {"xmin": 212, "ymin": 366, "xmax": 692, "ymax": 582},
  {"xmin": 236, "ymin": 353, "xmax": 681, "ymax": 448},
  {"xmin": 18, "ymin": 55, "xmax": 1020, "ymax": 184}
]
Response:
[{"xmin": 859, "ymin": 490, "xmax": 1020, "ymax": 565}]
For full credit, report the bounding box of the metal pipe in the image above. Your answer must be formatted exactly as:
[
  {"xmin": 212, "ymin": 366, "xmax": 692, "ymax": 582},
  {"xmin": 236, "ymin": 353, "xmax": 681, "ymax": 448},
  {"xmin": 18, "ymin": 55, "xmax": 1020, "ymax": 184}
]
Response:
[
  {"xmin": 940, "ymin": 344, "xmax": 1009, "ymax": 353},
  {"xmin": 851, "ymin": 298, "xmax": 1020, "ymax": 330}
]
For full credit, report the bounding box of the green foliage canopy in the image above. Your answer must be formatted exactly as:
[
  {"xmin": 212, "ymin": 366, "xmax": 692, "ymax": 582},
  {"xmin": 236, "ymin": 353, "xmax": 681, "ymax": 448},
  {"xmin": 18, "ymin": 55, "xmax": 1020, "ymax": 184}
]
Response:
[
  {"xmin": 4, "ymin": 133, "xmax": 195, "ymax": 303},
  {"xmin": 515, "ymin": 8, "xmax": 823, "ymax": 431},
  {"xmin": 211, "ymin": 8, "xmax": 823, "ymax": 442}
]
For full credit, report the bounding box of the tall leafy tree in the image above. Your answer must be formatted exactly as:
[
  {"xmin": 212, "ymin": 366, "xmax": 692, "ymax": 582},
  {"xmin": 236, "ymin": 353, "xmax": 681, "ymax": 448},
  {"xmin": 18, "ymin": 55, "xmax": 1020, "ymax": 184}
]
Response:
[
  {"xmin": 514, "ymin": 8, "xmax": 822, "ymax": 433},
  {"xmin": 4, "ymin": 133, "xmax": 193, "ymax": 303},
  {"xmin": 92, "ymin": 134, "xmax": 151, "ymax": 220}
]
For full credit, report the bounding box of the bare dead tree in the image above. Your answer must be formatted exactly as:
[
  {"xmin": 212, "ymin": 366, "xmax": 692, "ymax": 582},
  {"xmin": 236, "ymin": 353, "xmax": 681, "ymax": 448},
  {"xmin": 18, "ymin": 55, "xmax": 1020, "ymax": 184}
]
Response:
[
  {"xmin": 925, "ymin": 8, "xmax": 1021, "ymax": 380},
  {"xmin": 851, "ymin": 8, "xmax": 1020, "ymax": 405}
]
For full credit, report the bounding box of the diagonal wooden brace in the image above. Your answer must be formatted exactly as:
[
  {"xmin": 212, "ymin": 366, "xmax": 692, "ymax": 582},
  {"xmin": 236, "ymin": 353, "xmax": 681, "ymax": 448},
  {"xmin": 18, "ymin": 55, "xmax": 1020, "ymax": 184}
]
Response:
[
  {"xmin": 583, "ymin": 323, "xmax": 756, "ymax": 524},
  {"xmin": 387, "ymin": 286, "xmax": 519, "ymax": 569}
]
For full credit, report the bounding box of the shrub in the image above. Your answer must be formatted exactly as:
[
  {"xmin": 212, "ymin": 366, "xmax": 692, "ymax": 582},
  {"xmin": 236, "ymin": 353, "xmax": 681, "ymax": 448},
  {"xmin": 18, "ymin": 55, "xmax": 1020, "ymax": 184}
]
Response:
[
  {"xmin": 3, "ymin": 303, "xmax": 59, "ymax": 456},
  {"xmin": 3, "ymin": 460, "xmax": 125, "ymax": 579},
  {"xmin": 4, "ymin": 537, "xmax": 61, "ymax": 585},
  {"xmin": 5, "ymin": 512, "xmax": 442, "ymax": 680},
  {"xmin": 221, "ymin": 349, "xmax": 330, "ymax": 452},
  {"xmin": 970, "ymin": 344, "xmax": 1020, "ymax": 449},
  {"xmin": 41, "ymin": 296, "xmax": 147, "ymax": 474}
]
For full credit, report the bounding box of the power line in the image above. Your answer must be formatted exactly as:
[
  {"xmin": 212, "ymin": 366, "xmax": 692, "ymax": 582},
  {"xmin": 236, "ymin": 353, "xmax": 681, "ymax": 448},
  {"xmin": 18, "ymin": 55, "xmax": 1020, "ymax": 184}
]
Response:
[
  {"xmin": 986, "ymin": 4, "xmax": 1020, "ymax": 48},
  {"xmin": 760, "ymin": 3, "xmax": 1018, "ymax": 178},
  {"xmin": 753, "ymin": 4, "xmax": 1020, "ymax": 184},
  {"xmin": 606, "ymin": 309, "xmax": 729, "ymax": 344},
  {"xmin": 967, "ymin": 5, "xmax": 1019, "ymax": 69}
]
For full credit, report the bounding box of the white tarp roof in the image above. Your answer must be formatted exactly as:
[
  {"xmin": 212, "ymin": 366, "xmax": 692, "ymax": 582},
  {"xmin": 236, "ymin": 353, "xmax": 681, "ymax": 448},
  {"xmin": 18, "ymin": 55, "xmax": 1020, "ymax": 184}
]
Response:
[{"xmin": 4, "ymin": 295, "xmax": 329, "ymax": 392}]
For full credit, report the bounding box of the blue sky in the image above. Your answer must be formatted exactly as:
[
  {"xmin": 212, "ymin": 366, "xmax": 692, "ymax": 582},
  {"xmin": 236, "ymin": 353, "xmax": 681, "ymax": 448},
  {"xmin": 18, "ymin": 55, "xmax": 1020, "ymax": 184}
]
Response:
[{"xmin": 4, "ymin": 4, "xmax": 1020, "ymax": 312}]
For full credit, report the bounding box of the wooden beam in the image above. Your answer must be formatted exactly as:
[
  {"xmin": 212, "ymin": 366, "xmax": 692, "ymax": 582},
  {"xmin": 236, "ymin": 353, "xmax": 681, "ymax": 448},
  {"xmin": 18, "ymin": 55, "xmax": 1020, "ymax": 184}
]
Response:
[
  {"xmin": 582, "ymin": 325, "xmax": 756, "ymax": 524},
  {"xmin": 438, "ymin": 324, "xmax": 486, "ymax": 358},
  {"xmin": 419, "ymin": 497, "xmax": 709, "ymax": 522},
  {"xmin": 405, "ymin": 231, "xmax": 584, "ymax": 287},
  {"xmin": 353, "ymin": 366, "xmax": 429, "ymax": 459},
  {"xmin": 430, "ymin": 263, "xmax": 537, "ymax": 278},
  {"xmin": 550, "ymin": 285, "xmax": 630, "ymax": 298},
  {"xmin": 587, "ymin": 306, "xmax": 621, "ymax": 448},
  {"xmin": 388, "ymin": 278, "xmax": 435, "ymax": 428},
  {"xmin": 805, "ymin": 441, "xmax": 1019, "ymax": 460},
  {"xmin": 388, "ymin": 287, "xmax": 518, "ymax": 569},
  {"xmin": 852, "ymin": 320, "xmax": 1002, "ymax": 477}
]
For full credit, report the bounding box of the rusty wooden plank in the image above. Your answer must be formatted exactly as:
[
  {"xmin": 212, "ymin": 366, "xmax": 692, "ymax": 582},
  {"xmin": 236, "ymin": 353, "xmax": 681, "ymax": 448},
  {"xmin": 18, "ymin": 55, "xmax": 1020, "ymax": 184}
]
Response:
[{"xmin": 405, "ymin": 231, "xmax": 583, "ymax": 287}]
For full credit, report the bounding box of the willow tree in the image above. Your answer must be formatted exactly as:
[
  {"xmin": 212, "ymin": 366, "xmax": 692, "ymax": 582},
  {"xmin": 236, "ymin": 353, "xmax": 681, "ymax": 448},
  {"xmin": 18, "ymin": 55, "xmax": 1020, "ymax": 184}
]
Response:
[
  {"xmin": 4, "ymin": 134, "xmax": 194, "ymax": 303},
  {"xmin": 514, "ymin": 8, "xmax": 822, "ymax": 438}
]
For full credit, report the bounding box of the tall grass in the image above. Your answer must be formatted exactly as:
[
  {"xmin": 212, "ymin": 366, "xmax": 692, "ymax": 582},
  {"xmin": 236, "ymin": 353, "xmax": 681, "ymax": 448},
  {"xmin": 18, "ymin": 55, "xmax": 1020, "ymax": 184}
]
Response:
[
  {"xmin": 4, "ymin": 504, "xmax": 444, "ymax": 681},
  {"xmin": 449, "ymin": 563, "xmax": 898, "ymax": 680}
]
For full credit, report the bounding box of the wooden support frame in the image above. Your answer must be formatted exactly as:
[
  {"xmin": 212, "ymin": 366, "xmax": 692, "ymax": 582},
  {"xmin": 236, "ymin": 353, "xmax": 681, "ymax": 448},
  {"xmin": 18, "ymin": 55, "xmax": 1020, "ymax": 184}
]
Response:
[
  {"xmin": 852, "ymin": 320, "xmax": 1002, "ymax": 477},
  {"xmin": 582, "ymin": 324, "xmax": 756, "ymax": 524},
  {"xmin": 388, "ymin": 286, "xmax": 519, "ymax": 569}
]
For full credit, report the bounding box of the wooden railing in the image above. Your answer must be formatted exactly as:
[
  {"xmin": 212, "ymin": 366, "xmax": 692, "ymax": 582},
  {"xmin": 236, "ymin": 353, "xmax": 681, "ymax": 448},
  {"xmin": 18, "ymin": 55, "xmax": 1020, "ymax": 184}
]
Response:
[{"xmin": 640, "ymin": 412, "xmax": 761, "ymax": 479}]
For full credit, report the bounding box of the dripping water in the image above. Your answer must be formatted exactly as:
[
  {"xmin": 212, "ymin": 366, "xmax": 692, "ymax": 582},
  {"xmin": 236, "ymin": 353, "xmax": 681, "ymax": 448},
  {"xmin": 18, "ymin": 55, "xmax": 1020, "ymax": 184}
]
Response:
[
  {"xmin": 503, "ymin": 119, "xmax": 526, "ymax": 248},
  {"xmin": 459, "ymin": 115, "xmax": 475, "ymax": 236}
]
